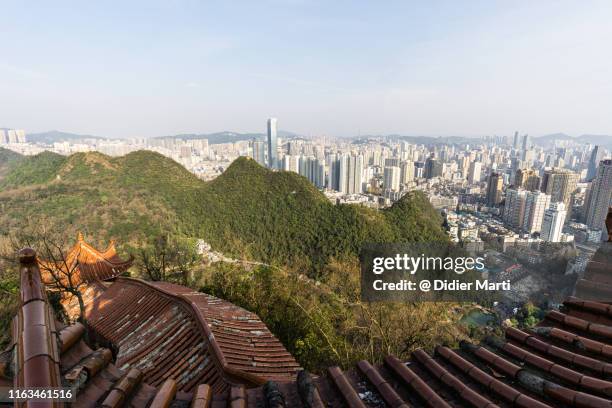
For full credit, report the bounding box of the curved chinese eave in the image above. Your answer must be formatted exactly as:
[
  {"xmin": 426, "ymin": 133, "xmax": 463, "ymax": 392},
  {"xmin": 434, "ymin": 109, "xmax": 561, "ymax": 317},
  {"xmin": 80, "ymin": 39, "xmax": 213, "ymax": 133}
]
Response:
[{"xmin": 37, "ymin": 233, "xmax": 133, "ymax": 288}]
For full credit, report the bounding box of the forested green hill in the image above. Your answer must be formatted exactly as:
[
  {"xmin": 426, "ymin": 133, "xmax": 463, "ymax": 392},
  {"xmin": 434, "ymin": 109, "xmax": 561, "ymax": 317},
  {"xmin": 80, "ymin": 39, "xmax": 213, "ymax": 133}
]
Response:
[
  {"xmin": 0, "ymin": 149, "xmax": 455, "ymax": 364},
  {"xmin": 0, "ymin": 150, "xmax": 446, "ymax": 272}
]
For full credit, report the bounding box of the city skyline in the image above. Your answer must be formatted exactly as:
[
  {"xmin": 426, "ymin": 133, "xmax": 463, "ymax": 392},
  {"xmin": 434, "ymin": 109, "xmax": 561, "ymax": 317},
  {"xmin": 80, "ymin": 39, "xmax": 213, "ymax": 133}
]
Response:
[
  {"xmin": 2, "ymin": 1, "xmax": 612, "ymax": 138},
  {"xmin": 3, "ymin": 123, "xmax": 610, "ymax": 246}
]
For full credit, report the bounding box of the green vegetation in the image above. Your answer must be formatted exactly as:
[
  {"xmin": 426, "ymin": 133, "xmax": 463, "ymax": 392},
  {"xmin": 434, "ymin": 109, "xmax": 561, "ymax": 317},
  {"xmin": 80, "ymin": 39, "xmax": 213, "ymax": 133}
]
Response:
[
  {"xmin": 0, "ymin": 260, "xmax": 18, "ymax": 348},
  {"xmin": 198, "ymin": 260, "xmax": 466, "ymax": 371},
  {"xmin": 0, "ymin": 150, "xmax": 65, "ymax": 187},
  {"xmin": 509, "ymin": 302, "xmax": 544, "ymax": 328},
  {"xmin": 0, "ymin": 147, "xmax": 24, "ymax": 178},
  {"xmin": 0, "ymin": 151, "xmax": 447, "ymax": 274},
  {"xmin": 0, "ymin": 150, "xmax": 456, "ymax": 361}
]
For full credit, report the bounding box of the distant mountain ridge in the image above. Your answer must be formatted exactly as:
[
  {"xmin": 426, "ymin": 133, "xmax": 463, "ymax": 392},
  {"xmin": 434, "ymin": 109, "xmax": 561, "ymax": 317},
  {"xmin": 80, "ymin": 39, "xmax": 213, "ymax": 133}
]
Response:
[
  {"xmin": 353, "ymin": 135, "xmax": 481, "ymax": 145},
  {"xmin": 22, "ymin": 129, "xmax": 612, "ymax": 148},
  {"xmin": 358, "ymin": 133, "xmax": 612, "ymax": 148},
  {"xmin": 25, "ymin": 130, "xmax": 303, "ymax": 144},
  {"xmin": 27, "ymin": 130, "xmax": 106, "ymax": 144},
  {"xmin": 533, "ymin": 133, "xmax": 612, "ymax": 148},
  {"xmin": 153, "ymin": 130, "xmax": 302, "ymax": 144}
]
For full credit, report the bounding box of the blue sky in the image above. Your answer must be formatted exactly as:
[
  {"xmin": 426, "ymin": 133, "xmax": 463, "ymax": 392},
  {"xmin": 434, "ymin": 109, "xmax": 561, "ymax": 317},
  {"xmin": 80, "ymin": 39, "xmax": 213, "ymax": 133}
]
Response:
[{"xmin": 1, "ymin": 0, "xmax": 611, "ymax": 138}]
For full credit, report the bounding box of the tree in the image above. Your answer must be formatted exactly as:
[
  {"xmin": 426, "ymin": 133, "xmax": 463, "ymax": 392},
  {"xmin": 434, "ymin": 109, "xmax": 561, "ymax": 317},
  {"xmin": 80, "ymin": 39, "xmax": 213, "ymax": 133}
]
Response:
[
  {"xmin": 0, "ymin": 236, "xmax": 19, "ymax": 349},
  {"xmin": 137, "ymin": 235, "xmax": 199, "ymax": 285},
  {"xmin": 5, "ymin": 225, "xmax": 89, "ymax": 325}
]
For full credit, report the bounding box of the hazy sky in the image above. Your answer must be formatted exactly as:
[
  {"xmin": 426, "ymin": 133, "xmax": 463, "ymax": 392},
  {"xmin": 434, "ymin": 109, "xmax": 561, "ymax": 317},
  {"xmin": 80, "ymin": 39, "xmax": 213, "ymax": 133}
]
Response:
[{"xmin": 1, "ymin": 0, "xmax": 611, "ymax": 138}]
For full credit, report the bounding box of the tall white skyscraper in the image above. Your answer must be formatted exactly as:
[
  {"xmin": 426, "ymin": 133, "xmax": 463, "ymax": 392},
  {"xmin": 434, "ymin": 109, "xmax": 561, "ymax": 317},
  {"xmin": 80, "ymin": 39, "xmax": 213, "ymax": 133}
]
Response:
[
  {"xmin": 522, "ymin": 191, "xmax": 550, "ymax": 234},
  {"xmin": 267, "ymin": 118, "xmax": 278, "ymax": 169},
  {"xmin": 0, "ymin": 130, "xmax": 6, "ymax": 144},
  {"xmin": 467, "ymin": 161, "xmax": 481, "ymax": 184},
  {"xmin": 383, "ymin": 166, "xmax": 401, "ymax": 192},
  {"xmin": 585, "ymin": 159, "xmax": 612, "ymax": 234},
  {"xmin": 541, "ymin": 202, "xmax": 567, "ymax": 242}
]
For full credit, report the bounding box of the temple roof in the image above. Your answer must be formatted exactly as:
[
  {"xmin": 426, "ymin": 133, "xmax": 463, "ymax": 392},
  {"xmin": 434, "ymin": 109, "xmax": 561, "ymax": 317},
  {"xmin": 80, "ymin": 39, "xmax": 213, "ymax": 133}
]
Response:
[
  {"xmin": 4, "ymin": 209, "xmax": 611, "ymax": 407},
  {"xmin": 37, "ymin": 232, "xmax": 133, "ymax": 288},
  {"xmin": 81, "ymin": 277, "xmax": 300, "ymax": 392},
  {"xmin": 9, "ymin": 256, "xmax": 612, "ymax": 407},
  {"xmin": 5, "ymin": 246, "xmax": 301, "ymax": 408}
]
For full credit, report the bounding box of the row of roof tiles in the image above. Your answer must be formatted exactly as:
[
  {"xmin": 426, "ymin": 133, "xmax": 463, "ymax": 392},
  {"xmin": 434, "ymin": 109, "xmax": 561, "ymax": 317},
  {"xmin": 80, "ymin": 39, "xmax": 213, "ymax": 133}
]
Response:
[
  {"xmin": 12, "ymin": 274, "xmax": 612, "ymax": 407},
  {"xmin": 81, "ymin": 277, "xmax": 301, "ymax": 392},
  {"xmin": 4, "ymin": 220, "xmax": 612, "ymax": 407}
]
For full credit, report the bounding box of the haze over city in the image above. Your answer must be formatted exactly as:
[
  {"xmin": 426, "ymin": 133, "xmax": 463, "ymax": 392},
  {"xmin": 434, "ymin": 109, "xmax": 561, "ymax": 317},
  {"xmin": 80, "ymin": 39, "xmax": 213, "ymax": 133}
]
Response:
[{"xmin": 2, "ymin": 0, "xmax": 612, "ymax": 138}]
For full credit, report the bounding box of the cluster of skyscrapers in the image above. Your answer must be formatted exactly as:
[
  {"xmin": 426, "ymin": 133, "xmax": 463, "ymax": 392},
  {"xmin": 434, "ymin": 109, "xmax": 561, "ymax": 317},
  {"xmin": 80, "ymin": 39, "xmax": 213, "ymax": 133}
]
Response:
[
  {"xmin": 495, "ymin": 159, "xmax": 610, "ymax": 242},
  {"xmin": 252, "ymin": 122, "xmax": 611, "ymax": 243}
]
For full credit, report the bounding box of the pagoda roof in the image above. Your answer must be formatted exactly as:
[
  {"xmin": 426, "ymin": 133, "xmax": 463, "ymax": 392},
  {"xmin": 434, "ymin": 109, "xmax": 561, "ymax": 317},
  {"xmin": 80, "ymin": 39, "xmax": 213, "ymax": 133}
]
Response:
[{"xmin": 37, "ymin": 232, "xmax": 133, "ymax": 288}]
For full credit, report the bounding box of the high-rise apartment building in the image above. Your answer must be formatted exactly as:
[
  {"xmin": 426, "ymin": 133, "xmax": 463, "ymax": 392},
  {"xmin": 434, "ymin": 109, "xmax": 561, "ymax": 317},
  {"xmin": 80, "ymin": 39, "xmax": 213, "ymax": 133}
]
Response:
[
  {"xmin": 541, "ymin": 202, "xmax": 567, "ymax": 242},
  {"xmin": 486, "ymin": 173, "xmax": 503, "ymax": 206},
  {"xmin": 267, "ymin": 118, "xmax": 278, "ymax": 169},
  {"xmin": 467, "ymin": 161, "xmax": 481, "ymax": 184},
  {"xmin": 384, "ymin": 158, "xmax": 400, "ymax": 167},
  {"xmin": 0, "ymin": 128, "xmax": 27, "ymax": 144},
  {"xmin": 15, "ymin": 129, "xmax": 26, "ymax": 143},
  {"xmin": 251, "ymin": 139, "xmax": 266, "ymax": 166},
  {"xmin": 332, "ymin": 154, "xmax": 363, "ymax": 194},
  {"xmin": 515, "ymin": 168, "xmax": 540, "ymax": 191},
  {"xmin": 541, "ymin": 168, "xmax": 578, "ymax": 208},
  {"xmin": 414, "ymin": 162, "xmax": 424, "ymax": 179},
  {"xmin": 282, "ymin": 154, "xmax": 299, "ymax": 173},
  {"xmin": 424, "ymin": 156, "xmax": 442, "ymax": 179},
  {"xmin": 585, "ymin": 159, "xmax": 612, "ymax": 233},
  {"xmin": 7, "ymin": 130, "xmax": 17, "ymax": 144},
  {"xmin": 400, "ymin": 160, "xmax": 414, "ymax": 185},
  {"xmin": 298, "ymin": 156, "xmax": 325, "ymax": 188},
  {"xmin": 348, "ymin": 154, "xmax": 364, "ymax": 194},
  {"xmin": 328, "ymin": 154, "xmax": 341, "ymax": 191},
  {"xmin": 522, "ymin": 191, "xmax": 551, "ymax": 234},
  {"xmin": 503, "ymin": 189, "xmax": 526, "ymax": 229},
  {"xmin": 383, "ymin": 166, "xmax": 401, "ymax": 192}
]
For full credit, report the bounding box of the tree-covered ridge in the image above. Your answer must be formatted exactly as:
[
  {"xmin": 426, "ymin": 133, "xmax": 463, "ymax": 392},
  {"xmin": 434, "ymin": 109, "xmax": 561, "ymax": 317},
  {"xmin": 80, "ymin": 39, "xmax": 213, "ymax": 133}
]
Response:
[
  {"xmin": 0, "ymin": 150, "xmax": 456, "ymax": 366},
  {"xmin": 0, "ymin": 147, "xmax": 24, "ymax": 178},
  {"xmin": 0, "ymin": 147, "xmax": 23, "ymax": 164},
  {"xmin": 0, "ymin": 151, "xmax": 446, "ymax": 273},
  {"xmin": 0, "ymin": 150, "xmax": 65, "ymax": 187}
]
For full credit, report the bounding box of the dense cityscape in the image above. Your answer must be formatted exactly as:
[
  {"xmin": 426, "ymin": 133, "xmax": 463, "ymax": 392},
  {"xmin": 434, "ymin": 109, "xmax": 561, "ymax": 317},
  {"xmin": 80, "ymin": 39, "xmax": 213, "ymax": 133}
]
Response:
[{"xmin": 2, "ymin": 122, "xmax": 610, "ymax": 253}]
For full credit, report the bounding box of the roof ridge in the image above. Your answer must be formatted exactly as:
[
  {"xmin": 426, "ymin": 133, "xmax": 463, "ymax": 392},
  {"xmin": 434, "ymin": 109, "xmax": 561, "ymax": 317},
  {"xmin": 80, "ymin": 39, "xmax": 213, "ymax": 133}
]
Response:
[{"xmin": 114, "ymin": 277, "xmax": 290, "ymax": 387}]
